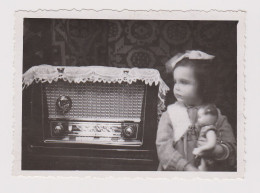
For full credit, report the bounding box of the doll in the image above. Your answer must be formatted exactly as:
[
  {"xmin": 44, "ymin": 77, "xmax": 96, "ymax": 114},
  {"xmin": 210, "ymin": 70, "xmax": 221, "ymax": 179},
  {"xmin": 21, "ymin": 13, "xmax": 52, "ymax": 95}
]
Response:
[{"xmin": 193, "ymin": 104, "xmax": 218, "ymax": 171}]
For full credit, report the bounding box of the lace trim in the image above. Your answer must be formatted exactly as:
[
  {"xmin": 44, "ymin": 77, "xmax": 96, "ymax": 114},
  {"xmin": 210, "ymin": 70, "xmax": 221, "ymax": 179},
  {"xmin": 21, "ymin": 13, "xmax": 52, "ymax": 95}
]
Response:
[{"xmin": 23, "ymin": 65, "xmax": 170, "ymax": 115}]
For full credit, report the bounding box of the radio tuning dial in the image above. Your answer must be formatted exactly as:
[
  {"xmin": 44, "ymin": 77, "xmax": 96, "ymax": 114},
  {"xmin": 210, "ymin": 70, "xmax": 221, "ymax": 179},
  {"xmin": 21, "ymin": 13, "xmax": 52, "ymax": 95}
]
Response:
[
  {"xmin": 56, "ymin": 96, "xmax": 72, "ymax": 114},
  {"xmin": 123, "ymin": 126, "xmax": 135, "ymax": 138}
]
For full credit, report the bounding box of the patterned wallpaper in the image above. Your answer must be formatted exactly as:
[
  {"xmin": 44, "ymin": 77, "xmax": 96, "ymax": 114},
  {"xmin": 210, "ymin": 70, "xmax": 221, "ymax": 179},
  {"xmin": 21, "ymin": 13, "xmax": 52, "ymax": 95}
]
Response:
[{"xmin": 23, "ymin": 19, "xmax": 237, "ymax": 134}]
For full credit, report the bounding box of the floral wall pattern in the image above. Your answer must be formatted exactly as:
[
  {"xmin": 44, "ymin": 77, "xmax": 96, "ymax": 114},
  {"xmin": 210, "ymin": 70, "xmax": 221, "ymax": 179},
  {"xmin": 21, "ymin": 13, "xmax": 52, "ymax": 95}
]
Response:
[{"xmin": 23, "ymin": 19, "xmax": 237, "ymax": 134}]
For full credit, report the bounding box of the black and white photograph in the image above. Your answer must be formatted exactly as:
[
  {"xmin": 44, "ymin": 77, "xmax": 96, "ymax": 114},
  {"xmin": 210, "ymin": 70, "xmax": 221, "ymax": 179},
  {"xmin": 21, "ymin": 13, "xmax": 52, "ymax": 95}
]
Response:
[
  {"xmin": 14, "ymin": 10, "xmax": 245, "ymax": 177},
  {"xmin": 3, "ymin": 0, "xmax": 260, "ymax": 192}
]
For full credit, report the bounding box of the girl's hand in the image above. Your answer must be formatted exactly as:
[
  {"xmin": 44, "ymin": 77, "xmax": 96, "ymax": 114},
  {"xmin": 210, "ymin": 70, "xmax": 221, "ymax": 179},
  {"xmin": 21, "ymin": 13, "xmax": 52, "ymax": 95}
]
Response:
[
  {"xmin": 197, "ymin": 138, "xmax": 225, "ymax": 158},
  {"xmin": 184, "ymin": 164, "xmax": 199, "ymax": 171},
  {"xmin": 192, "ymin": 147, "xmax": 203, "ymax": 156},
  {"xmin": 196, "ymin": 138, "xmax": 214, "ymax": 157}
]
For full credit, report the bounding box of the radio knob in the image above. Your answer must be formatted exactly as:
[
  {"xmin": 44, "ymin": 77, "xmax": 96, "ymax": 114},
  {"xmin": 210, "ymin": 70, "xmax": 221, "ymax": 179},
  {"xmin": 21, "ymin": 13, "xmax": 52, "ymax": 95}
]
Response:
[
  {"xmin": 123, "ymin": 126, "xmax": 135, "ymax": 138},
  {"xmin": 54, "ymin": 123, "xmax": 63, "ymax": 134}
]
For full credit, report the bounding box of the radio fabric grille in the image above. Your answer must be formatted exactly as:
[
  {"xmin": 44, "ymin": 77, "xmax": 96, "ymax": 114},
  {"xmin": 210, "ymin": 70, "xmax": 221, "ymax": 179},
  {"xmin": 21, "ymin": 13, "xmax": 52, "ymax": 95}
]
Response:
[{"xmin": 44, "ymin": 81, "xmax": 145, "ymax": 120}]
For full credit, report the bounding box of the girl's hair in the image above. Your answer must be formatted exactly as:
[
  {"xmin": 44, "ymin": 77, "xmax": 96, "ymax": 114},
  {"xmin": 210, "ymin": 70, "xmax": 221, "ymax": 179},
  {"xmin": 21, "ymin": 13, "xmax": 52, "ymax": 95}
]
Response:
[{"xmin": 172, "ymin": 58, "xmax": 216, "ymax": 103}]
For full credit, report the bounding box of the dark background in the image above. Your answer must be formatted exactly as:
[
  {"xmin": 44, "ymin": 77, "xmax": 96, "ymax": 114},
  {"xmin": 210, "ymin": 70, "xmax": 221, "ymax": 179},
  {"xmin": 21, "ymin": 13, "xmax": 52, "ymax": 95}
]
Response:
[{"xmin": 23, "ymin": 18, "xmax": 237, "ymax": 136}]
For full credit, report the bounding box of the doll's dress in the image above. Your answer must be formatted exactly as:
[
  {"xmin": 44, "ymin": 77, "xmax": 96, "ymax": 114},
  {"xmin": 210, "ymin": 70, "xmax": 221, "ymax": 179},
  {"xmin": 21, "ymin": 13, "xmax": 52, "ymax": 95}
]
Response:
[{"xmin": 194, "ymin": 125, "xmax": 217, "ymax": 169}]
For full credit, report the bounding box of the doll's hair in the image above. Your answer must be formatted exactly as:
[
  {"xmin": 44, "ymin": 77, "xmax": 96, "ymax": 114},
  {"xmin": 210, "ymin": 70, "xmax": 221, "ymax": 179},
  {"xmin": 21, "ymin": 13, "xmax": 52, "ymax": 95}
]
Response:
[
  {"xmin": 172, "ymin": 58, "xmax": 217, "ymax": 103},
  {"xmin": 201, "ymin": 104, "xmax": 218, "ymax": 118}
]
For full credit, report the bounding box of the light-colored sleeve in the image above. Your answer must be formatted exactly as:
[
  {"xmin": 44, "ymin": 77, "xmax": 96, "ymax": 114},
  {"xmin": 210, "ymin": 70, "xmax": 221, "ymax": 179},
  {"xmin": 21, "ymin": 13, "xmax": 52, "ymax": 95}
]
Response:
[
  {"xmin": 156, "ymin": 111, "xmax": 189, "ymax": 171},
  {"xmin": 215, "ymin": 112, "xmax": 237, "ymax": 168}
]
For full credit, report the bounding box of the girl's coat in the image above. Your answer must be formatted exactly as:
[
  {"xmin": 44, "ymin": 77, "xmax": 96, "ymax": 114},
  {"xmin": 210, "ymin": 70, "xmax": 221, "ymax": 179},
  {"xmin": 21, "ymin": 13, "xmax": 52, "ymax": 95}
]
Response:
[{"xmin": 156, "ymin": 101, "xmax": 236, "ymax": 171}]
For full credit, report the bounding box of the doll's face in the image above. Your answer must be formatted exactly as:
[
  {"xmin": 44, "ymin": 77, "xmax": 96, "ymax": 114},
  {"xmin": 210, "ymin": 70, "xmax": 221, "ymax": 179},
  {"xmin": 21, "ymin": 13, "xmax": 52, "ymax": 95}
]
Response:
[
  {"xmin": 197, "ymin": 108, "xmax": 217, "ymax": 127},
  {"xmin": 173, "ymin": 66, "xmax": 201, "ymax": 106}
]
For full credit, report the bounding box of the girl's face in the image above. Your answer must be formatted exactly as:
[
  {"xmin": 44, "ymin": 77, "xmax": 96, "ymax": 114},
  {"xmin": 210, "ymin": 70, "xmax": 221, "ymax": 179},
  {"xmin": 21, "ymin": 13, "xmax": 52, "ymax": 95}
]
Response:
[{"xmin": 173, "ymin": 65, "xmax": 202, "ymax": 106}]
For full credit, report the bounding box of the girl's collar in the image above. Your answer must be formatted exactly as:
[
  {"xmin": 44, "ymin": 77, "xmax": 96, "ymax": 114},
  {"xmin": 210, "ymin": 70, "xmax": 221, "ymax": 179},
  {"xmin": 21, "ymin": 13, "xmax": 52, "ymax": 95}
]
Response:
[
  {"xmin": 186, "ymin": 105, "xmax": 201, "ymax": 109},
  {"xmin": 177, "ymin": 101, "xmax": 202, "ymax": 109}
]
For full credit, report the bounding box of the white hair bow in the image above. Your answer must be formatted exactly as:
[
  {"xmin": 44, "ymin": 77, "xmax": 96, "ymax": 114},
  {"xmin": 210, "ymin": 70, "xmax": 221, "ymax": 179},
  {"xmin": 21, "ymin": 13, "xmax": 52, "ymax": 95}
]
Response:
[{"xmin": 165, "ymin": 50, "xmax": 215, "ymax": 73}]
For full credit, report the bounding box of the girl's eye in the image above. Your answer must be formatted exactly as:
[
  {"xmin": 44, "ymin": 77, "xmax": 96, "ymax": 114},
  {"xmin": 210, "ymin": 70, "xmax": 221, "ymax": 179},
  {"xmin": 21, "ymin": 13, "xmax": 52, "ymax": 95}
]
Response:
[
  {"xmin": 174, "ymin": 79, "xmax": 190, "ymax": 85},
  {"xmin": 180, "ymin": 80, "xmax": 189, "ymax": 85}
]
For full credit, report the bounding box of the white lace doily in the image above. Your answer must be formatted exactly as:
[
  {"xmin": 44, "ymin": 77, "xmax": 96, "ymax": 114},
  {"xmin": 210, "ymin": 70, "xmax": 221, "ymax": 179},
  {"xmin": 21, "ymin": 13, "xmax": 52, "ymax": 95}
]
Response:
[{"xmin": 23, "ymin": 65, "xmax": 169, "ymax": 115}]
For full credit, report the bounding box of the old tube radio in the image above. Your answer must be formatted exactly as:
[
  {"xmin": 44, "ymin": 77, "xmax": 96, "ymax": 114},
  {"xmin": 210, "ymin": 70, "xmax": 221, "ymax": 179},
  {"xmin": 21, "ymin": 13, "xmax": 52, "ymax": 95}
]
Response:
[{"xmin": 22, "ymin": 65, "xmax": 169, "ymax": 170}]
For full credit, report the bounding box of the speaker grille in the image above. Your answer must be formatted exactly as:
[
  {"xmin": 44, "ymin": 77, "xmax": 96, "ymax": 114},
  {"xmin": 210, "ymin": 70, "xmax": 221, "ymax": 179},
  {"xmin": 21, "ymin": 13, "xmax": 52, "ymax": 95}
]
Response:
[{"xmin": 44, "ymin": 81, "xmax": 146, "ymax": 120}]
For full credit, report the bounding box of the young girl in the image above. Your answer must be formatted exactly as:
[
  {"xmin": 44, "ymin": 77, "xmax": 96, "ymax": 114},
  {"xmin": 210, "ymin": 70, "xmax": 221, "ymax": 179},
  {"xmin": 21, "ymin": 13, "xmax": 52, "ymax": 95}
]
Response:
[{"xmin": 156, "ymin": 50, "xmax": 236, "ymax": 171}]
